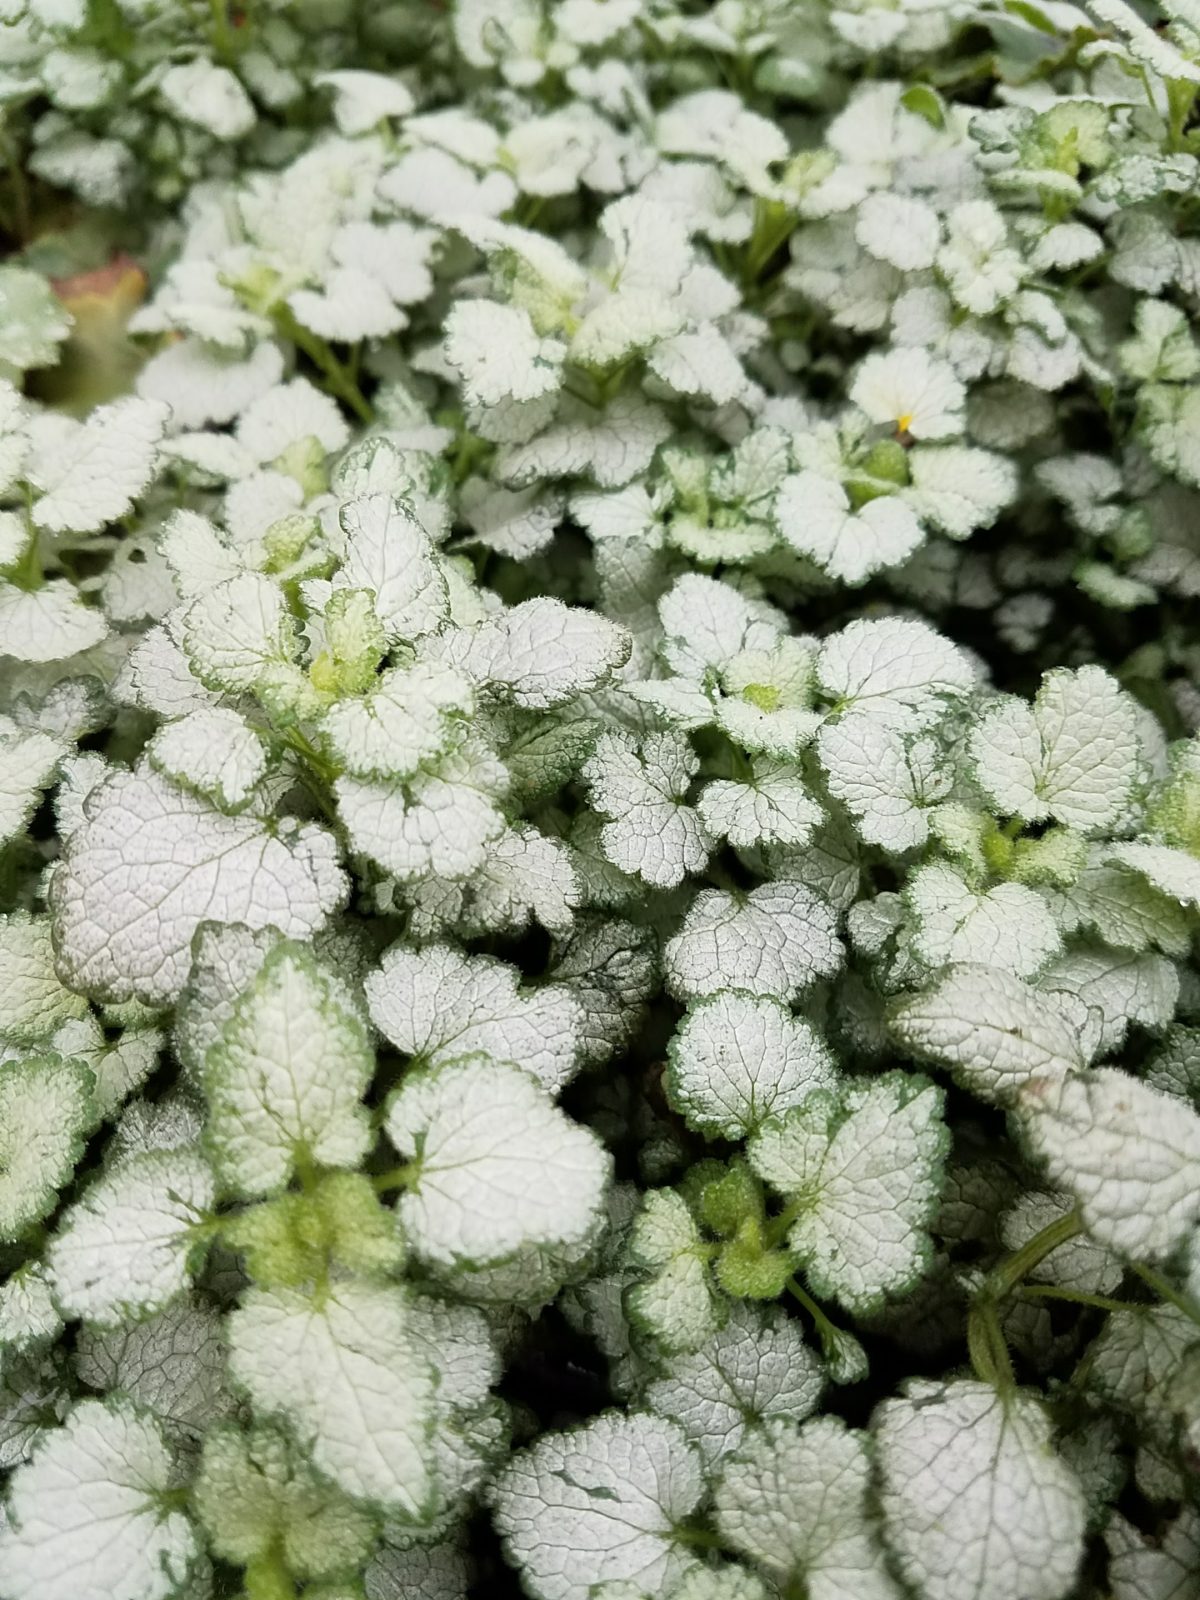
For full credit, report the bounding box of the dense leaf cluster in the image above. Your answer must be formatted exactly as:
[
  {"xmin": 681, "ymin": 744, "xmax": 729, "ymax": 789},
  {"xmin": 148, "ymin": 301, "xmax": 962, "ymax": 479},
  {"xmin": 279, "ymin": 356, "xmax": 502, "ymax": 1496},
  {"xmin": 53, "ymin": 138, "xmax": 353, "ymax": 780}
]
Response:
[{"xmin": 1, "ymin": 2, "xmax": 1200, "ymax": 1599}]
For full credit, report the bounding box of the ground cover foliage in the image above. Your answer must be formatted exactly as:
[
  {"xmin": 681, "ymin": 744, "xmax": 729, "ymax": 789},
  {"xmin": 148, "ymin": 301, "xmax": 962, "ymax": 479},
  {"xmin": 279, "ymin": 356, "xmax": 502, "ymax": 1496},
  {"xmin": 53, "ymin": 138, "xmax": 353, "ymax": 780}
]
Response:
[{"xmin": 1, "ymin": 1, "xmax": 1200, "ymax": 1597}]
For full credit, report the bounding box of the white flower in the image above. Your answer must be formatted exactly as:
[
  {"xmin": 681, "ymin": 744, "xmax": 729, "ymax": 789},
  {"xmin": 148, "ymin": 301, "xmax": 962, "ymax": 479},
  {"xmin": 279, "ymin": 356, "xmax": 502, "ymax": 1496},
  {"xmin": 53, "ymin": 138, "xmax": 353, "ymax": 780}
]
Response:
[{"xmin": 849, "ymin": 348, "xmax": 966, "ymax": 439}]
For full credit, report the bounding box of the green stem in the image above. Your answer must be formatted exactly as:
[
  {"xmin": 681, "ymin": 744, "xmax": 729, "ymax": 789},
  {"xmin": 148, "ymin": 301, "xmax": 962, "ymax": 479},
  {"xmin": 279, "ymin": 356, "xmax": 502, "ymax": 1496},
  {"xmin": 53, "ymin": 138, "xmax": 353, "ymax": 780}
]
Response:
[
  {"xmin": 1017, "ymin": 1285, "xmax": 1136, "ymax": 1315},
  {"xmin": 968, "ymin": 1209, "xmax": 1084, "ymax": 1391},
  {"xmin": 984, "ymin": 1207, "xmax": 1083, "ymax": 1300},
  {"xmin": 786, "ymin": 1276, "xmax": 850, "ymax": 1357},
  {"xmin": 967, "ymin": 1301, "xmax": 1001, "ymax": 1387},
  {"xmin": 1167, "ymin": 79, "xmax": 1198, "ymax": 150},
  {"xmin": 244, "ymin": 1546, "xmax": 298, "ymax": 1600},
  {"xmin": 968, "ymin": 1297, "xmax": 1015, "ymax": 1391},
  {"xmin": 673, "ymin": 1525, "xmax": 723, "ymax": 1551},
  {"xmin": 764, "ymin": 1196, "xmax": 803, "ymax": 1250},
  {"xmin": 210, "ymin": 0, "xmax": 231, "ymax": 54},
  {"xmin": 371, "ymin": 1165, "xmax": 418, "ymax": 1194},
  {"xmin": 0, "ymin": 130, "xmax": 31, "ymax": 245},
  {"xmin": 561, "ymin": 372, "xmax": 602, "ymax": 409},
  {"xmin": 280, "ymin": 726, "xmax": 339, "ymax": 786},
  {"xmin": 1131, "ymin": 1262, "xmax": 1200, "ymax": 1329},
  {"xmin": 275, "ymin": 310, "xmax": 374, "ymax": 424},
  {"xmin": 743, "ymin": 199, "xmax": 798, "ymax": 286}
]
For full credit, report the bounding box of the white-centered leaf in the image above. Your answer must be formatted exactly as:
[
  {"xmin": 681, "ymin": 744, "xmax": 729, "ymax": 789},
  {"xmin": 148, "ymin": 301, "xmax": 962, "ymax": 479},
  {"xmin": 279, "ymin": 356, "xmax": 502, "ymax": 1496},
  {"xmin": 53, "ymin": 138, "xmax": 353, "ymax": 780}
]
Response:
[
  {"xmin": 969, "ymin": 666, "xmax": 1141, "ymax": 834},
  {"xmin": 0, "ymin": 1055, "xmax": 93, "ymax": 1242},
  {"xmin": 0, "ymin": 581, "xmax": 109, "ymax": 663},
  {"xmin": 666, "ymin": 990, "xmax": 838, "ymax": 1140},
  {"xmin": 626, "ymin": 1188, "xmax": 721, "ymax": 1354},
  {"xmin": 449, "ymin": 597, "xmax": 630, "ymax": 708},
  {"xmin": 0, "ymin": 1263, "xmax": 61, "ymax": 1355},
  {"xmin": 0, "ymin": 1397, "xmax": 200, "ymax": 1600},
  {"xmin": 1106, "ymin": 1507, "xmax": 1200, "ymax": 1600},
  {"xmin": 646, "ymin": 324, "xmax": 746, "ymax": 405},
  {"xmin": 335, "ymin": 493, "xmax": 447, "ymax": 642},
  {"xmin": 1018, "ymin": 1067, "xmax": 1200, "ymax": 1260},
  {"xmin": 658, "ymin": 572, "xmax": 783, "ymax": 681},
  {"xmin": 907, "ymin": 862, "xmax": 1062, "ymax": 978},
  {"xmin": 817, "ymin": 713, "xmax": 952, "ymax": 852},
  {"xmin": 48, "ymin": 1147, "xmax": 214, "ymax": 1326},
  {"xmin": 159, "ymin": 58, "xmax": 255, "ymax": 138},
  {"xmin": 0, "ymin": 722, "xmax": 65, "ymax": 846},
  {"xmin": 147, "ymin": 706, "xmax": 267, "ymax": 811},
  {"xmin": 817, "ymin": 617, "xmax": 975, "ymax": 730},
  {"xmin": 697, "ymin": 764, "xmax": 823, "ymax": 850},
  {"xmin": 31, "ymin": 398, "xmax": 167, "ymax": 533},
  {"xmin": 875, "ymin": 1379, "xmax": 1087, "ymax": 1600},
  {"xmin": 1038, "ymin": 944, "xmax": 1179, "ymax": 1056},
  {"xmin": 490, "ymin": 1411, "xmax": 705, "ymax": 1600},
  {"xmin": 365, "ymin": 942, "xmax": 582, "ymax": 1095},
  {"xmin": 74, "ymin": 1298, "xmax": 233, "ymax": 1442},
  {"xmin": 665, "ymin": 882, "xmax": 843, "ymax": 1003},
  {"xmin": 204, "ymin": 944, "xmax": 373, "ymax": 1199},
  {"xmin": 51, "ymin": 765, "xmax": 345, "ymax": 1004},
  {"xmin": 749, "ymin": 1072, "xmax": 947, "ymax": 1314},
  {"xmin": 905, "ymin": 445, "xmax": 1018, "ymax": 538},
  {"xmin": 775, "ymin": 472, "xmax": 924, "ymax": 584},
  {"xmin": 315, "ymin": 68, "xmax": 414, "ymax": 133},
  {"xmin": 715, "ymin": 1416, "xmax": 903, "ymax": 1598},
  {"xmin": 444, "ymin": 300, "xmax": 565, "ymax": 406},
  {"xmin": 335, "ymin": 764, "xmax": 507, "ymax": 884},
  {"xmin": 646, "ymin": 1302, "xmax": 823, "ymax": 1472},
  {"xmin": 0, "ymin": 912, "xmax": 89, "ymax": 1045},
  {"xmin": 227, "ymin": 1280, "xmax": 437, "ymax": 1517},
  {"xmin": 180, "ymin": 571, "xmax": 294, "ymax": 693},
  {"xmin": 856, "ymin": 191, "xmax": 940, "ymax": 270},
  {"xmin": 889, "ymin": 964, "xmax": 1085, "ymax": 1106},
  {"xmin": 585, "ymin": 731, "xmax": 711, "ymax": 889},
  {"xmin": 1108, "ymin": 840, "xmax": 1200, "ymax": 912},
  {"xmin": 365, "ymin": 1537, "xmax": 472, "ymax": 1600},
  {"xmin": 386, "ymin": 1057, "xmax": 610, "ymax": 1269},
  {"xmin": 320, "ymin": 661, "xmax": 474, "ymax": 780}
]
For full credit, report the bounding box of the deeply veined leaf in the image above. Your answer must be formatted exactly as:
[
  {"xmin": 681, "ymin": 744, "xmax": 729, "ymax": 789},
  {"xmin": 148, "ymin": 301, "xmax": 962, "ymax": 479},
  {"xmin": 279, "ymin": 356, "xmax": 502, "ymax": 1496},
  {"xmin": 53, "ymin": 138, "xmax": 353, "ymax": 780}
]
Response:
[
  {"xmin": 749, "ymin": 1073, "xmax": 948, "ymax": 1314},
  {"xmin": 0, "ymin": 1398, "xmax": 201, "ymax": 1600},
  {"xmin": 203, "ymin": 944, "xmax": 374, "ymax": 1199},
  {"xmin": 1018, "ymin": 1067, "xmax": 1200, "ymax": 1260},
  {"xmin": 0, "ymin": 1055, "xmax": 93, "ymax": 1242},
  {"xmin": 875, "ymin": 1379, "xmax": 1087, "ymax": 1600},
  {"xmin": 365, "ymin": 942, "xmax": 582, "ymax": 1094},
  {"xmin": 51, "ymin": 765, "xmax": 345, "ymax": 1004},
  {"xmin": 969, "ymin": 667, "xmax": 1141, "ymax": 834},
  {"xmin": 227, "ymin": 1280, "xmax": 438, "ymax": 1517},
  {"xmin": 715, "ymin": 1417, "xmax": 902, "ymax": 1597},
  {"xmin": 385, "ymin": 1057, "xmax": 610, "ymax": 1269},
  {"xmin": 48, "ymin": 1147, "xmax": 215, "ymax": 1326},
  {"xmin": 666, "ymin": 991, "xmax": 838, "ymax": 1140},
  {"xmin": 890, "ymin": 964, "xmax": 1085, "ymax": 1105},
  {"xmin": 490, "ymin": 1411, "xmax": 705, "ymax": 1600}
]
